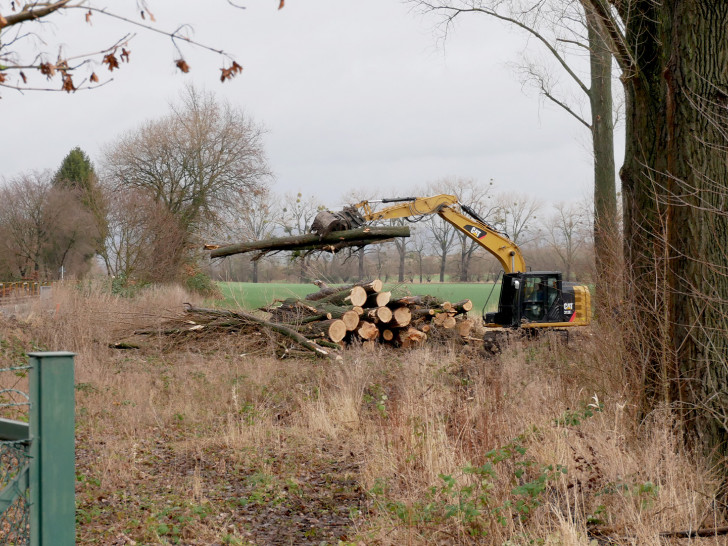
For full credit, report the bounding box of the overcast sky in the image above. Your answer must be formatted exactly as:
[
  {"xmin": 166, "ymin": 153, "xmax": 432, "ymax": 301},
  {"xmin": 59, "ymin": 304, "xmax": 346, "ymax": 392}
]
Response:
[{"xmin": 1, "ymin": 1, "xmax": 618, "ymax": 207}]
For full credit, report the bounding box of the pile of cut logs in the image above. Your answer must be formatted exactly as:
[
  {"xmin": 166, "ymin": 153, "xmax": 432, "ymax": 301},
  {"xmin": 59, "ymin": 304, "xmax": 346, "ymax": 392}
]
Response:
[
  {"xmin": 120, "ymin": 280, "xmax": 477, "ymax": 359},
  {"xmin": 264, "ymin": 279, "xmax": 475, "ymax": 348}
]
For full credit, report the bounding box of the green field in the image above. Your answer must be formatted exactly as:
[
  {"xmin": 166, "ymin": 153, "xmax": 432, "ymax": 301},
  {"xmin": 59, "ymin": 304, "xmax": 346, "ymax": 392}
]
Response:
[{"xmin": 216, "ymin": 281, "xmax": 502, "ymax": 314}]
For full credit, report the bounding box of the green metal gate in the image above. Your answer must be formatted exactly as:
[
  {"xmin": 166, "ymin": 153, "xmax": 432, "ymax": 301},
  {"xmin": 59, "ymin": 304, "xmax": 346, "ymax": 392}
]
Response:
[{"xmin": 0, "ymin": 352, "xmax": 76, "ymax": 546}]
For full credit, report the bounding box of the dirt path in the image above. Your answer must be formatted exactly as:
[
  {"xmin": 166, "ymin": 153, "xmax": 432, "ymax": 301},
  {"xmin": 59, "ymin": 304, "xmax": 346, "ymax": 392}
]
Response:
[{"xmin": 76, "ymin": 430, "xmax": 368, "ymax": 545}]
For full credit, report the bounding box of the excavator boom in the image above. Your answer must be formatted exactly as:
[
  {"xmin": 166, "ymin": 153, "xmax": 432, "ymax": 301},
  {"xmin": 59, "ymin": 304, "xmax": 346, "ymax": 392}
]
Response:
[{"xmin": 312, "ymin": 194, "xmax": 526, "ymax": 273}]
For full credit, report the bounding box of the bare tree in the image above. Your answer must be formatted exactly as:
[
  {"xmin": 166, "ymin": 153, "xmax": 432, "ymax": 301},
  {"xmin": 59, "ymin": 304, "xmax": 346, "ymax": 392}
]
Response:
[
  {"xmin": 410, "ymin": 0, "xmax": 617, "ymax": 287},
  {"xmin": 0, "ymin": 172, "xmax": 97, "ymax": 279},
  {"xmin": 103, "ymin": 85, "xmax": 271, "ymax": 275},
  {"xmin": 494, "ymin": 192, "xmax": 541, "ymax": 246},
  {"xmin": 427, "ymin": 214, "xmax": 457, "ymax": 283},
  {"xmin": 389, "ymin": 218, "xmax": 409, "ymax": 282},
  {"xmin": 444, "ymin": 177, "xmax": 497, "ymax": 281},
  {"xmin": 543, "ymin": 201, "xmax": 589, "ymax": 281},
  {"xmin": 277, "ymin": 191, "xmax": 324, "ymax": 282},
  {"xmin": 0, "ymin": 2, "xmax": 256, "ymax": 94},
  {"xmin": 103, "ymin": 188, "xmax": 186, "ymax": 283},
  {"xmin": 409, "ymin": 225, "xmax": 428, "ymax": 283},
  {"xmin": 221, "ymin": 188, "xmax": 276, "ymax": 283}
]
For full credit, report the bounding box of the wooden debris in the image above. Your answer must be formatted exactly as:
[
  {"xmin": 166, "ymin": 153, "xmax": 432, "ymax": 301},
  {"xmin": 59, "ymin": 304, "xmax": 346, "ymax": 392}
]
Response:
[
  {"xmin": 126, "ymin": 280, "xmax": 477, "ymax": 356},
  {"xmin": 264, "ymin": 281, "xmax": 477, "ymax": 349},
  {"xmin": 184, "ymin": 306, "xmax": 333, "ymax": 357}
]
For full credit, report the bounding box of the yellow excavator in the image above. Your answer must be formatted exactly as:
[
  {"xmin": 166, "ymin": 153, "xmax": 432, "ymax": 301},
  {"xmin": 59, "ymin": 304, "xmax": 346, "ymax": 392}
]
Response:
[{"xmin": 311, "ymin": 194, "xmax": 591, "ymax": 351}]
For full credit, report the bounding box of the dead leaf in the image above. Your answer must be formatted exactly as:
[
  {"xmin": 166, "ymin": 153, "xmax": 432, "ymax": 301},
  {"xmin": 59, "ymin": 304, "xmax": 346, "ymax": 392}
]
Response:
[
  {"xmin": 39, "ymin": 63, "xmax": 56, "ymax": 79},
  {"xmin": 220, "ymin": 61, "xmax": 243, "ymax": 82},
  {"xmin": 61, "ymin": 73, "xmax": 75, "ymax": 93},
  {"xmin": 19, "ymin": 71, "xmax": 26, "ymax": 83},
  {"xmin": 121, "ymin": 48, "xmax": 130, "ymax": 63},
  {"xmin": 175, "ymin": 59, "xmax": 190, "ymax": 73},
  {"xmin": 90, "ymin": 72, "xmax": 99, "ymax": 83},
  {"xmin": 0, "ymin": 73, "xmax": 5, "ymax": 84},
  {"xmin": 279, "ymin": 0, "xmax": 285, "ymax": 9},
  {"xmin": 85, "ymin": 9, "xmax": 92, "ymax": 23},
  {"xmin": 0, "ymin": 14, "xmax": 7, "ymax": 27},
  {"xmin": 102, "ymin": 53, "xmax": 119, "ymax": 71}
]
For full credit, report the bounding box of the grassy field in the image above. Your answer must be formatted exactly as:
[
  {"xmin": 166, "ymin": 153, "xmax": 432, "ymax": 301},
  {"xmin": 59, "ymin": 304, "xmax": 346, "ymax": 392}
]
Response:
[
  {"xmin": 4, "ymin": 283, "xmax": 725, "ymax": 544},
  {"xmin": 217, "ymin": 281, "xmax": 502, "ymax": 313}
]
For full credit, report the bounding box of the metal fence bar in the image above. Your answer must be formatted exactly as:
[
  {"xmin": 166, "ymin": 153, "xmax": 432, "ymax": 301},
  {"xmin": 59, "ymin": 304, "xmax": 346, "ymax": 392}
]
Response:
[{"xmin": 28, "ymin": 352, "xmax": 75, "ymax": 546}]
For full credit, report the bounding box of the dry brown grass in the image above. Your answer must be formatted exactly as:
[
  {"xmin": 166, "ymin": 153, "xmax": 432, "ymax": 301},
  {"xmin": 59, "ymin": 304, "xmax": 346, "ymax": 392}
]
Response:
[{"xmin": 2, "ymin": 282, "xmax": 726, "ymax": 545}]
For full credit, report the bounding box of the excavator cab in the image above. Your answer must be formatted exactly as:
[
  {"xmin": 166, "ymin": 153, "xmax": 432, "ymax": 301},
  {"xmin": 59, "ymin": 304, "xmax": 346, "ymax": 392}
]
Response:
[{"xmin": 485, "ymin": 272, "xmax": 579, "ymax": 328}]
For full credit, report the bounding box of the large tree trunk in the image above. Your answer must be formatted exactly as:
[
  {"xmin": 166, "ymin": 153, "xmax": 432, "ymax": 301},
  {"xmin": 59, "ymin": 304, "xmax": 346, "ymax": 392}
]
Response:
[
  {"xmin": 439, "ymin": 249, "xmax": 446, "ymax": 283},
  {"xmin": 620, "ymin": 3, "xmax": 728, "ymax": 455},
  {"xmin": 398, "ymin": 245, "xmax": 405, "ymax": 282},
  {"xmin": 459, "ymin": 238, "xmax": 469, "ymax": 282},
  {"xmin": 586, "ymin": 11, "xmax": 618, "ymax": 298}
]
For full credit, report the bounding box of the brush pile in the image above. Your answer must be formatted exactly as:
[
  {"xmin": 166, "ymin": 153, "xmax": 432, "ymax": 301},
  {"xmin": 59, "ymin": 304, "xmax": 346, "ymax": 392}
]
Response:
[{"xmin": 123, "ymin": 280, "xmax": 477, "ymax": 358}]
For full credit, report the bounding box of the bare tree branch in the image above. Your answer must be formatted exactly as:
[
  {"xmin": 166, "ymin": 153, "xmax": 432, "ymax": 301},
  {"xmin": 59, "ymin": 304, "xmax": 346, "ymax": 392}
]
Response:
[{"xmin": 417, "ymin": 3, "xmax": 591, "ymax": 96}]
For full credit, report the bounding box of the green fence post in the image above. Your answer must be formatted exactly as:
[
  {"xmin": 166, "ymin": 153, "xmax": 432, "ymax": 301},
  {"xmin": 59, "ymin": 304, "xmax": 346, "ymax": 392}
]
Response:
[{"xmin": 28, "ymin": 352, "xmax": 76, "ymax": 546}]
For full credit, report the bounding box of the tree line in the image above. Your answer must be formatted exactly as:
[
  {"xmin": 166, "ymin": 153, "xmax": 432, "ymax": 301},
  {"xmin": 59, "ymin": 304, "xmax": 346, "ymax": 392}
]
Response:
[
  {"xmin": 0, "ymin": 86, "xmax": 270, "ymax": 291},
  {"xmin": 213, "ymin": 183, "xmax": 594, "ymax": 286},
  {"xmin": 0, "ymin": 86, "xmax": 593, "ymax": 291}
]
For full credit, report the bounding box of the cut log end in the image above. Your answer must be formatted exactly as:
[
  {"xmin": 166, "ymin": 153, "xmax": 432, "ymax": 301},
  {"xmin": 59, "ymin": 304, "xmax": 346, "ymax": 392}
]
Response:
[
  {"xmin": 442, "ymin": 316, "xmax": 457, "ymax": 329},
  {"xmin": 347, "ymin": 286, "xmax": 368, "ymax": 307},
  {"xmin": 327, "ymin": 319, "xmax": 347, "ymax": 343},
  {"xmin": 356, "ymin": 320, "xmax": 379, "ymax": 341},
  {"xmin": 341, "ymin": 310, "xmax": 360, "ymax": 331},
  {"xmin": 367, "ymin": 306, "xmax": 393, "ymax": 324},
  {"xmin": 382, "ymin": 329, "xmax": 395, "ymax": 341},
  {"xmin": 398, "ymin": 327, "xmax": 427, "ymax": 347},
  {"xmin": 392, "ymin": 306, "xmax": 412, "ymax": 327}
]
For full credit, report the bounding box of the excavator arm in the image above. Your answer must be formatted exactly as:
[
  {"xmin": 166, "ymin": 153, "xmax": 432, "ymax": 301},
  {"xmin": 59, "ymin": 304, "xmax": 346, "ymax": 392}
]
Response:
[{"xmin": 314, "ymin": 194, "xmax": 526, "ymax": 274}]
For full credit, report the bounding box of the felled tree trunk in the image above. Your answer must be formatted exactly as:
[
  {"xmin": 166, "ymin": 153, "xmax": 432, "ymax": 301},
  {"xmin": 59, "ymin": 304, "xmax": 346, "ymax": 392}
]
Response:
[
  {"xmin": 305, "ymin": 279, "xmax": 383, "ymax": 301},
  {"xmin": 210, "ymin": 226, "xmax": 410, "ymax": 258}
]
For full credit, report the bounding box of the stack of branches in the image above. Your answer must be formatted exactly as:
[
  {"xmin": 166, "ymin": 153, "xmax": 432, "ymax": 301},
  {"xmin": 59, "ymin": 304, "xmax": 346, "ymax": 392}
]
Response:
[
  {"xmin": 120, "ymin": 304, "xmax": 340, "ymax": 360},
  {"xmin": 263, "ymin": 279, "xmax": 475, "ymax": 350}
]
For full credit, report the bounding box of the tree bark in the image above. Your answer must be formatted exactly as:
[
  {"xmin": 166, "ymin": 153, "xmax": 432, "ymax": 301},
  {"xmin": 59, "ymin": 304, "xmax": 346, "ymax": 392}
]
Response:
[
  {"xmin": 604, "ymin": 1, "xmax": 728, "ymax": 455},
  {"xmin": 586, "ymin": 10, "xmax": 617, "ymax": 298}
]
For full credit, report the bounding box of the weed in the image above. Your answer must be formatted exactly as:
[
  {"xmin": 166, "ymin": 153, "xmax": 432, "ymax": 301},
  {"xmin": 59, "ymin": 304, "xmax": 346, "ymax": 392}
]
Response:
[{"xmin": 370, "ymin": 435, "xmax": 568, "ymax": 536}]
